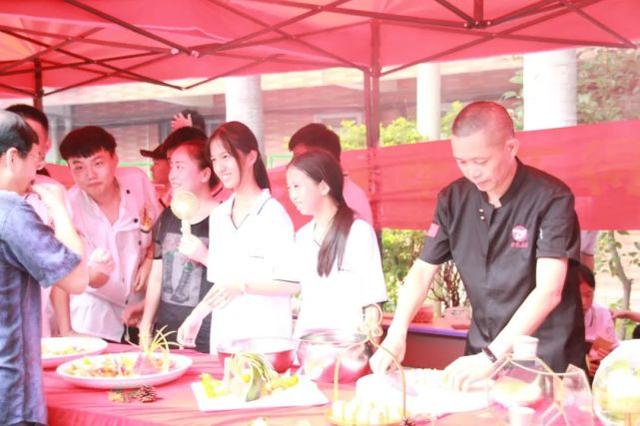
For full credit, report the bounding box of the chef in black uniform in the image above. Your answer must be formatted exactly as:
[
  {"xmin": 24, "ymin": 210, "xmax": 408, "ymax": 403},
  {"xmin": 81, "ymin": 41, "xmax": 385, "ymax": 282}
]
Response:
[{"xmin": 370, "ymin": 101, "xmax": 585, "ymax": 390}]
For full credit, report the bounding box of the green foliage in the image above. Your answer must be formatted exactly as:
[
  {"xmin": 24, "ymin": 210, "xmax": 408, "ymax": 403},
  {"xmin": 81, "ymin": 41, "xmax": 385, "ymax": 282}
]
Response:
[
  {"xmin": 338, "ymin": 120, "xmax": 367, "ymax": 151},
  {"xmin": 596, "ymin": 231, "xmax": 638, "ymax": 324},
  {"xmin": 577, "ymin": 48, "xmax": 640, "ymax": 123},
  {"xmin": 500, "ymin": 71, "xmax": 524, "ymax": 130},
  {"xmin": 440, "ymin": 101, "xmax": 465, "ymax": 138},
  {"xmin": 338, "ymin": 116, "xmax": 422, "ymax": 151},
  {"xmin": 337, "ymin": 105, "xmax": 467, "ymax": 312},
  {"xmin": 338, "ymin": 101, "xmax": 466, "ymax": 153},
  {"xmin": 380, "ymin": 229, "xmax": 424, "ymax": 312},
  {"xmin": 380, "ymin": 117, "xmax": 423, "ymax": 146}
]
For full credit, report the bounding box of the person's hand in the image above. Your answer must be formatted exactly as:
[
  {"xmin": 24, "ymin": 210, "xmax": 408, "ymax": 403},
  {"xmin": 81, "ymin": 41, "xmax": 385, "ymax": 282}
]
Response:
[
  {"xmin": 133, "ymin": 258, "xmax": 152, "ymax": 292},
  {"xmin": 138, "ymin": 321, "xmax": 153, "ymax": 350},
  {"xmin": 171, "ymin": 112, "xmax": 192, "ymax": 130},
  {"xmin": 31, "ymin": 183, "xmax": 67, "ymax": 212},
  {"xmin": 123, "ymin": 301, "xmax": 145, "ymax": 327},
  {"xmin": 587, "ymin": 354, "xmax": 602, "ymax": 377},
  {"xmin": 201, "ymin": 281, "xmax": 245, "ymax": 311},
  {"xmin": 369, "ymin": 330, "xmax": 407, "ymax": 374},
  {"xmin": 594, "ymin": 347, "xmax": 609, "ymax": 360},
  {"xmin": 177, "ymin": 308, "xmax": 207, "ymax": 348},
  {"xmin": 89, "ymin": 248, "xmax": 115, "ymax": 276},
  {"xmin": 611, "ymin": 309, "xmax": 629, "ymax": 320},
  {"xmin": 444, "ymin": 352, "xmax": 494, "ymax": 391},
  {"xmin": 178, "ymin": 233, "xmax": 208, "ymax": 265}
]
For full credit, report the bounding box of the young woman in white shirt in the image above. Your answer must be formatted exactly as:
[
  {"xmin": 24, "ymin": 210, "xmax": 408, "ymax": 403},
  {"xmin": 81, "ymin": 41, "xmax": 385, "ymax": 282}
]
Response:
[
  {"xmin": 286, "ymin": 149, "xmax": 387, "ymax": 337},
  {"xmin": 177, "ymin": 121, "xmax": 298, "ymax": 351}
]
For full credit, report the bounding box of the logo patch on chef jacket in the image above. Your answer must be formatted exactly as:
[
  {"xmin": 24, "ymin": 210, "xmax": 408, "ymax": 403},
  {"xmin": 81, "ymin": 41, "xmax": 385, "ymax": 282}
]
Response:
[
  {"xmin": 426, "ymin": 222, "xmax": 440, "ymax": 238},
  {"xmin": 511, "ymin": 225, "xmax": 528, "ymax": 248}
]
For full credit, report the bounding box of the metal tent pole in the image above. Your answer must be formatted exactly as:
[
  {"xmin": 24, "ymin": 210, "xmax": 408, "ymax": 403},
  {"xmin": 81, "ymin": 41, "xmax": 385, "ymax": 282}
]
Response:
[{"xmin": 33, "ymin": 59, "xmax": 43, "ymax": 110}]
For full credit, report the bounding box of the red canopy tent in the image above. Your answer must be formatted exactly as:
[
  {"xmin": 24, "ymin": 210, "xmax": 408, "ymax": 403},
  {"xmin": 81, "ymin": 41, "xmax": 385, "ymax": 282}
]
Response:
[
  {"xmin": 1, "ymin": 1, "xmax": 638, "ymax": 118},
  {"xmin": 0, "ymin": 0, "xmax": 638, "ymax": 229}
]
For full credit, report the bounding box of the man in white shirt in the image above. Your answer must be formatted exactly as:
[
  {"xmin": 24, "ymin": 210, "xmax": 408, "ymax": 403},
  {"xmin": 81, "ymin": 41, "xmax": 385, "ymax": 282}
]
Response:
[
  {"xmin": 56, "ymin": 126, "xmax": 161, "ymax": 342},
  {"xmin": 577, "ymin": 263, "xmax": 618, "ymax": 375}
]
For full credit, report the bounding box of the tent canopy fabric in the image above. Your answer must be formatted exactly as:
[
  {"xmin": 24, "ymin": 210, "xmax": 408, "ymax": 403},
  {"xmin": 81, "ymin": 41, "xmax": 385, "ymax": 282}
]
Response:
[
  {"xmin": 1, "ymin": 1, "xmax": 639, "ymax": 231},
  {"xmin": 0, "ymin": 0, "xmax": 638, "ymax": 98}
]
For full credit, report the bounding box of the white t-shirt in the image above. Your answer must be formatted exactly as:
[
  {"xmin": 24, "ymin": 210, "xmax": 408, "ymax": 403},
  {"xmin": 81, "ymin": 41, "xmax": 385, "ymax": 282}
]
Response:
[
  {"xmin": 26, "ymin": 174, "xmax": 73, "ymax": 337},
  {"xmin": 293, "ymin": 218, "xmax": 387, "ymax": 337},
  {"xmin": 68, "ymin": 168, "xmax": 160, "ymax": 341},
  {"xmin": 207, "ymin": 189, "xmax": 295, "ymax": 352},
  {"xmin": 585, "ymin": 302, "xmax": 618, "ymax": 345}
]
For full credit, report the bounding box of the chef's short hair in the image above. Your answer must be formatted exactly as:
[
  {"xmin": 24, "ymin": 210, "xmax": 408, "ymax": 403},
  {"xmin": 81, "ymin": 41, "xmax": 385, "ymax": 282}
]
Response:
[{"xmin": 452, "ymin": 101, "xmax": 515, "ymax": 144}]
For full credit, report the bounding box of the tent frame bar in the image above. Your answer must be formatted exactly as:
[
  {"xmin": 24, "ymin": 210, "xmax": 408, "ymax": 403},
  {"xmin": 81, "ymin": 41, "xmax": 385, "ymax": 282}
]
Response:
[
  {"xmin": 62, "ymin": 0, "xmax": 193, "ymax": 55},
  {"xmin": 0, "ymin": 0, "xmax": 633, "ymax": 141}
]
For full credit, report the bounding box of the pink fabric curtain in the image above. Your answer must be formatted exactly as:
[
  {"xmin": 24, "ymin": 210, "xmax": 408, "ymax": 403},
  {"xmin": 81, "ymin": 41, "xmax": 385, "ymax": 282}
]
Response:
[{"xmin": 270, "ymin": 119, "xmax": 640, "ymax": 230}]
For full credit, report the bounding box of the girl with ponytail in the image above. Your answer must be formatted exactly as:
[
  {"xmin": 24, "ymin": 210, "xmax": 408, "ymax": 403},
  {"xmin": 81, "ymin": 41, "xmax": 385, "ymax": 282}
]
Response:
[
  {"xmin": 177, "ymin": 121, "xmax": 299, "ymax": 351},
  {"xmin": 286, "ymin": 149, "xmax": 387, "ymax": 336}
]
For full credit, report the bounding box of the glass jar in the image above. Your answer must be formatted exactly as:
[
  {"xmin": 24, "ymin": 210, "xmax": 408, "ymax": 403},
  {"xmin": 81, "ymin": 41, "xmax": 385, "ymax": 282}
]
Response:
[
  {"xmin": 488, "ymin": 336, "xmax": 594, "ymax": 425},
  {"xmin": 592, "ymin": 339, "xmax": 640, "ymax": 426}
]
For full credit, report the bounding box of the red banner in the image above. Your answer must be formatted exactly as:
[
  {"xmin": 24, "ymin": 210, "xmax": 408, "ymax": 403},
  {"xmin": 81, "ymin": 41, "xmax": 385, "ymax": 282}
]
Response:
[{"xmin": 270, "ymin": 120, "xmax": 640, "ymax": 231}]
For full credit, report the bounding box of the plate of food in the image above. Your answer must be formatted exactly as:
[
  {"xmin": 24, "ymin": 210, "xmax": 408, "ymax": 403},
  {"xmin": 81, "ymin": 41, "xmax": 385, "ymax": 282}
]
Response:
[
  {"xmin": 192, "ymin": 352, "xmax": 328, "ymax": 411},
  {"xmin": 57, "ymin": 351, "xmax": 193, "ymax": 389},
  {"xmin": 56, "ymin": 328, "xmax": 192, "ymax": 389},
  {"xmin": 42, "ymin": 336, "xmax": 108, "ymax": 369}
]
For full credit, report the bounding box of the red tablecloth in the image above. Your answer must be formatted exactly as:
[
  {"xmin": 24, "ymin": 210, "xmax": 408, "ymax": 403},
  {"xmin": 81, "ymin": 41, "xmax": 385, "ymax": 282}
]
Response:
[{"xmin": 43, "ymin": 343, "xmax": 507, "ymax": 426}]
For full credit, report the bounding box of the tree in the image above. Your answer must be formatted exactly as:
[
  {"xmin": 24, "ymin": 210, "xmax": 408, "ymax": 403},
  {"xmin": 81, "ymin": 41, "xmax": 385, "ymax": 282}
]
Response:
[
  {"xmin": 577, "ymin": 48, "xmax": 640, "ymax": 124},
  {"xmin": 597, "ymin": 232, "xmax": 638, "ymax": 312}
]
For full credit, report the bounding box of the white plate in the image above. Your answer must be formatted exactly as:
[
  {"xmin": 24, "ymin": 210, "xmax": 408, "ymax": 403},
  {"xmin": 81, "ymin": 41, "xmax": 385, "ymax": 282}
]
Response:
[
  {"xmin": 356, "ymin": 370, "xmax": 490, "ymax": 417},
  {"xmin": 191, "ymin": 376, "xmax": 328, "ymax": 412},
  {"xmin": 41, "ymin": 337, "xmax": 108, "ymax": 369},
  {"xmin": 56, "ymin": 352, "xmax": 193, "ymax": 389}
]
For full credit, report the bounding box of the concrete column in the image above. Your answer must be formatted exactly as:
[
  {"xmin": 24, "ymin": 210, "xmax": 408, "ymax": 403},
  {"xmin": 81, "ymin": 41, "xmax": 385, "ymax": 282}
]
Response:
[
  {"xmin": 417, "ymin": 63, "xmax": 441, "ymax": 141},
  {"xmin": 523, "ymin": 49, "xmax": 577, "ymax": 130},
  {"xmin": 225, "ymin": 75, "xmax": 265, "ymax": 158}
]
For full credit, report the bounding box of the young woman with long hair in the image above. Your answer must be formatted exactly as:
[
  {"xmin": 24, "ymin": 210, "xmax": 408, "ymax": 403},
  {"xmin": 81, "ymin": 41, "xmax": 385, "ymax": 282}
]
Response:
[
  {"xmin": 177, "ymin": 121, "xmax": 299, "ymax": 351},
  {"xmin": 286, "ymin": 149, "xmax": 387, "ymax": 336}
]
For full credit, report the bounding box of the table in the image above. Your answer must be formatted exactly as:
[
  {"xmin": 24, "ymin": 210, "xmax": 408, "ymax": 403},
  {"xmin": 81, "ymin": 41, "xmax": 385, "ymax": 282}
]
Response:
[
  {"xmin": 382, "ymin": 316, "xmax": 468, "ymax": 370},
  {"xmin": 43, "ymin": 344, "xmax": 507, "ymax": 426}
]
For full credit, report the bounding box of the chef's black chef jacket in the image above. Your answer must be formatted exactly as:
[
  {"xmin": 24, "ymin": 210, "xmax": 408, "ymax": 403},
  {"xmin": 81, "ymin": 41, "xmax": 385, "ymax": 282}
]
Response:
[{"xmin": 420, "ymin": 159, "xmax": 586, "ymax": 372}]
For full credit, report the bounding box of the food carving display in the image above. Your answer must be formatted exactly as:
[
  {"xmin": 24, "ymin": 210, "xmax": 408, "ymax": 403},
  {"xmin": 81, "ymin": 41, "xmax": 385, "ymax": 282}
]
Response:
[
  {"xmin": 57, "ymin": 328, "xmax": 192, "ymax": 389},
  {"xmin": 200, "ymin": 353, "xmax": 300, "ymax": 402},
  {"xmin": 64, "ymin": 328, "xmax": 176, "ymax": 378}
]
